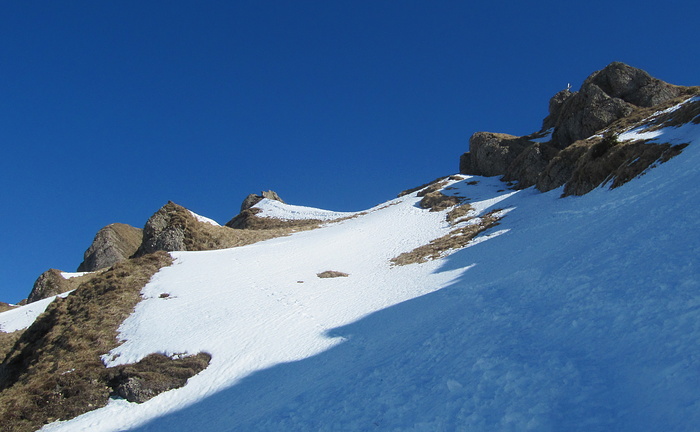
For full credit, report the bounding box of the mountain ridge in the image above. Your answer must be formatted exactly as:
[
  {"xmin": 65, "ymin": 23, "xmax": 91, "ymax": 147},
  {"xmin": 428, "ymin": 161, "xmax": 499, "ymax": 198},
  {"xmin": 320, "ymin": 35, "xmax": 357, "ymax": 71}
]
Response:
[{"xmin": 1, "ymin": 63, "xmax": 699, "ymax": 432}]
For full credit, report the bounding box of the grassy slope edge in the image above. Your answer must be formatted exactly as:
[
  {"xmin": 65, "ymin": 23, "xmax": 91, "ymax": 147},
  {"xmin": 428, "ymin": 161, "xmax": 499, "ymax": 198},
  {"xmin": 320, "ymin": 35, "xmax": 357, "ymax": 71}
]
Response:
[{"xmin": 0, "ymin": 252, "xmax": 210, "ymax": 432}]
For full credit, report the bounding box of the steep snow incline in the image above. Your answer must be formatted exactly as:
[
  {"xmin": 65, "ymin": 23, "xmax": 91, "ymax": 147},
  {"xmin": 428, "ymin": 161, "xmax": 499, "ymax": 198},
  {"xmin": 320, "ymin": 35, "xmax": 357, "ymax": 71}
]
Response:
[{"xmin": 39, "ymin": 115, "xmax": 700, "ymax": 431}]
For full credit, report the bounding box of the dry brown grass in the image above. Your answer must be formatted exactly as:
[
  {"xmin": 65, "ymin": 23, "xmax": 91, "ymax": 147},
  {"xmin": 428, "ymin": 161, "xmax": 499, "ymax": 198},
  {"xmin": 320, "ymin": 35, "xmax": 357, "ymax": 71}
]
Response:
[
  {"xmin": 645, "ymin": 96, "xmax": 700, "ymax": 129},
  {"xmin": 446, "ymin": 204, "xmax": 475, "ymax": 224},
  {"xmin": 226, "ymin": 208, "xmax": 322, "ymax": 231},
  {"xmin": 0, "ymin": 332, "xmax": 22, "ymax": 365},
  {"xmin": 0, "ymin": 251, "xmax": 212, "ymax": 432},
  {"xmin": 391, "ymin": 209, "xmax": 504, "ymax": 266},
  {"xmin": 108, "ymin": 352, "xmax": 211, "ymax": 403},
  {"xmin": 602, "ymin": 89, "xmax": 700, "ymax": 136},
  {"xmin": 563, "ymin": 138, "xmax": 689, "ymax": 196},
  {"xmin": 419, "ymin": 191, "xmax": 463, "ymax": 212},
  {"xmin": 27, "ymin": 269, "xmax": 104, "ymax": 304},
  {"xmin": 317, "ymin": 271, "xmax": 349, "ymax": 278},
  {"xmin": 398, "ymin": 176, "xmax": 449, "ymax": 197},
  {"xmin": 0, "ymin": 303, "xmax": 16, "ymax": 313}
]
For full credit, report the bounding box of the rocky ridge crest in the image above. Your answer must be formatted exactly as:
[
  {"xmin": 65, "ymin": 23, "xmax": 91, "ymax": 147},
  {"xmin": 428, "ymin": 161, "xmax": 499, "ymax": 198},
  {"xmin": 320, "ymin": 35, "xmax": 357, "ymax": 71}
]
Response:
[
  {"xmin": 460, "ymin": 62, "xmax": 699, "ymax": 194},
  {"xmin": 77, "ymin": 223, "xmax": 143, "ymax": 272}
]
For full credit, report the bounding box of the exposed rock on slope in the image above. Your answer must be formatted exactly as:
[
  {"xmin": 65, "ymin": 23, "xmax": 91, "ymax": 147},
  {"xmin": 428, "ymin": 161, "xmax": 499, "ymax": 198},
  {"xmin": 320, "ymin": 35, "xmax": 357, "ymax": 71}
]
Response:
[
  {"xmin": 460, "ymin": 62, "xmax": 698, "ymax": 195},
  {"xmin": 239, "ymin": 190, "xmax": 285, "ymax": 212},
  {"xmin": 26, "ymin": 269, "xmax": 71, "ymax": 303},
  {"xmin": 135, "ymin": 200, "xmax": 321, "ymax": 256},
  {"xmin": 226, "ymin": 192, "xmax": 322, "ymax": 230},
  {"xmin": 461, "ymin": 132, "xmax": 533, "ymax": 177},
  {"xmin": 77, "ymin": 223, "xmax": 143, "ymax": 272},
  {"xmin": 134, "ymin": 201, "xmax": 238, "ymax": 256},
  {"xmin": 26, "ymin": 269, "xmax": 100, "ymax": 304}
]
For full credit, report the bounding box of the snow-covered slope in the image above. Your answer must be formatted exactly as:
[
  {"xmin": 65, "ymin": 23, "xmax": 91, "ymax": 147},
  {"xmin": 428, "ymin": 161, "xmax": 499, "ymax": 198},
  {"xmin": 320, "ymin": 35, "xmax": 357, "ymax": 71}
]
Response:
[{"xmin": 8, "ymin": 105, "xmax": 697, "ymax": 431}]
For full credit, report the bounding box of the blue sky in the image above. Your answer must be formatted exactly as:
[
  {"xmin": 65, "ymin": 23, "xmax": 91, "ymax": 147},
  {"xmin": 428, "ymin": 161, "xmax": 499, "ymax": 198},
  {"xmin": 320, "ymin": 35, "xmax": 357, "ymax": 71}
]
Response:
[{"xmin": 1, "ymin": 1, "xmax": 698, "ymax": 304}]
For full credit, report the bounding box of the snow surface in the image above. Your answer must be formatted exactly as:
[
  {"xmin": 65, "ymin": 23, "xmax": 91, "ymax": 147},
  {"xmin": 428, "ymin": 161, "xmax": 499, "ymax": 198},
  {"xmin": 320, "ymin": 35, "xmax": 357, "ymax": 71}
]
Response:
[
  {"xmin": 252, "ymin": 198, "xmax": 357, "ymax": 221},
  {"xmin": 8, "ymin": 103, "xmax": 697, "ymax": 431},
  {"xmin": 60, "ymin": 271, "xmax": 91, "ymax": 279},
  {"xmin": 0, "ymin": 291, "xmax": 72, "ymax": 333},
  {"xmin": 188, "ymin": 210, "xmax": 220, "ymax": 226}
]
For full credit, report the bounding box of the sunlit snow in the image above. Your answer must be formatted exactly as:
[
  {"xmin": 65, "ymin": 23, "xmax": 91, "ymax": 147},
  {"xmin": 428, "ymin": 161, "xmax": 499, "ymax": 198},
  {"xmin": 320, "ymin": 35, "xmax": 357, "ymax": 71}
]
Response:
[{"xmin": 2, "ymin": 99, "xmax": 694, "ymax": 431}]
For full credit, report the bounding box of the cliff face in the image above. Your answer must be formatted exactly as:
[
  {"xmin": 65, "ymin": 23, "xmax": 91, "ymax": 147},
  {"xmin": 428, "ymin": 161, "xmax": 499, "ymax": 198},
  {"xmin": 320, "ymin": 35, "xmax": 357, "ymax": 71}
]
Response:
[
  {"xmin": 77, "ymin": 223, "xmax": 143, "ymax": 272},
  {"xmin": 460, "ymin": 62, "xmax": 699, "ymax": 195}
]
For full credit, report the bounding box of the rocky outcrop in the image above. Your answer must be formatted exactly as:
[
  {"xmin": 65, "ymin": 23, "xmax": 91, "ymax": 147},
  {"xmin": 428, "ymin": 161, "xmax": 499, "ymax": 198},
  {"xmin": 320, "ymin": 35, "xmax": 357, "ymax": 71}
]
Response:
[
  {"xmin": 462, "ymin": 133, "xmax": 533, "ymax": 177},
  {"xmin": 502, "ymin": 142, "xmax": 560, "ymax": 189},
  {"xmin": 460, "ymin": 62, "xmax": 697, "ymax": 195},
  {"xmin": 240, "ymin": 190, "xmax": 285, "ymax": 212},
  {"xmin": 133, "ymin": 202, "xmax": 190, "ymax": 256},
  {"xmin": 550, "ymin": 83, "xmax": 635, "ymax": 149},
  {"xmin": 134, "ymin": 201, "xmax": 237, "ymax": 256},
  {"xmin": 27, "ymin": 269, "xmax": 72, "ymax": 304},
  {"xmin": 549, "ymin": 62, "xmax": 681, "ymax": 148},
  {"xmin": 77, "ymin": 223, "xmax": 143, "ymax": 272},
  {"xmin": 542, "ymin": 89, "xmax": 573, "ymax": 131},
  {"xmin": 134, "ymin": 200, "xmax": 309, "ymax": 256},
  {"xmin": 26, "ymin": 269, "xmax": 99, "ymax": 304},
  {"xmin": 107, "ymin": 352, "xmax": 211, "ymax": 403},
  {"xmin": 226, "ymin": 190, "xmax": 323, "ymax": 230}
]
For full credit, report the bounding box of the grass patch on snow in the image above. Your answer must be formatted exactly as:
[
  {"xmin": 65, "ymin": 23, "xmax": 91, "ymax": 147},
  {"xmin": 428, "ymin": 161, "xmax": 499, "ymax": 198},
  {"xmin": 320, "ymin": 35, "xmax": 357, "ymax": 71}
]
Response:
[
  {"xmin": 317, "ymin": 271, "xmax": 350, "ymax": 279},
  {"xmin": 391, "ymin": 209, "xmax": 505, "ymax": 266}
]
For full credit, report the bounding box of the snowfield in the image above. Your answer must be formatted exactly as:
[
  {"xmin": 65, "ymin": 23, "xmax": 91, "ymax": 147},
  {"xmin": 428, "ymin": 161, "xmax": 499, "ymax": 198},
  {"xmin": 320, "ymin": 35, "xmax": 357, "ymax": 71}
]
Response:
[
  {"xmin": 2, "ymin": 110, "xmax": 696, "ymax": 431},
  {"xmin": 0, "ymin": 291, "xmax": 73, "ymax": 333}
]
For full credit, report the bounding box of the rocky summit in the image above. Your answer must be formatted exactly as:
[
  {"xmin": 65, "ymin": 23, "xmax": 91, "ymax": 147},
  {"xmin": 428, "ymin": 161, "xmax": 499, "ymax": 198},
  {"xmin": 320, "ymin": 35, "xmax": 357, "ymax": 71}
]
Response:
[{"xmin": 460, "ymin": 62, "xmax": 699, "ymax": 194}]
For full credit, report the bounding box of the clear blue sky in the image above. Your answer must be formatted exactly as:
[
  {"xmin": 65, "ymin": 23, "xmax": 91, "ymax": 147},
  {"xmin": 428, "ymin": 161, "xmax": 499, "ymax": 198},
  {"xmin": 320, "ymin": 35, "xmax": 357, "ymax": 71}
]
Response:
[{"xmin": 1, "ymin": 1, "xmax": 698, "ymax": 304}]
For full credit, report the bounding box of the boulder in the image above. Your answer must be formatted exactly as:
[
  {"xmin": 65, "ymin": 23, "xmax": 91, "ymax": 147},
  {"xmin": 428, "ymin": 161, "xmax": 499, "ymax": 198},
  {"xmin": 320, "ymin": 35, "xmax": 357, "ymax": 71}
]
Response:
[{"xmin": 77, "ymin": 223, "xmax": 143, "ymax": 272}]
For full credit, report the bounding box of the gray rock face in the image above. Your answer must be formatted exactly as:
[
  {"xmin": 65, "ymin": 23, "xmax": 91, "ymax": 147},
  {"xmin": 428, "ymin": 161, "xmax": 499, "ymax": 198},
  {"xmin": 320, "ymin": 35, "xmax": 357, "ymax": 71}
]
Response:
[
  {"xmin": 240, "ymin": 190, "xmax": 285, "ymax": 212},
  {"xmin": 542, "ymin": 89, "xmax": 574, "ymax": 131},
  {"xmin": 551, "ymin": 81, "xmax": 635, "ymax": 149},
  {"xmin": 588, "ymin": 61, "xmax": 680, "ymax": 107},
  {"xmin": 134, "ymin": 202, "xmax": 191, "ymax": 256},
  {"xmin": 27, "ymin": 269, "xmax": 70, "ymax": 303},
  {"xmin": 460, "ymin": 62, "xmax": 689, "ymax": 191},
  {"xmin": 536, "ymin": 143, "xmax": 591, "ymax": 192},
  {"xmin": 551, "ymin": 62, "xmax": 680, "ymax": 148},
  {"xmin": 503, "ymin": 142, "xmax": 560, "ymax": 189},
  {"xmin": 77, "ymin": 223, "xmax": 143, "ymax": 272},
  {"xmin": 461, "ymin": 132, "xmax": 533, "ymax": 177}
]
